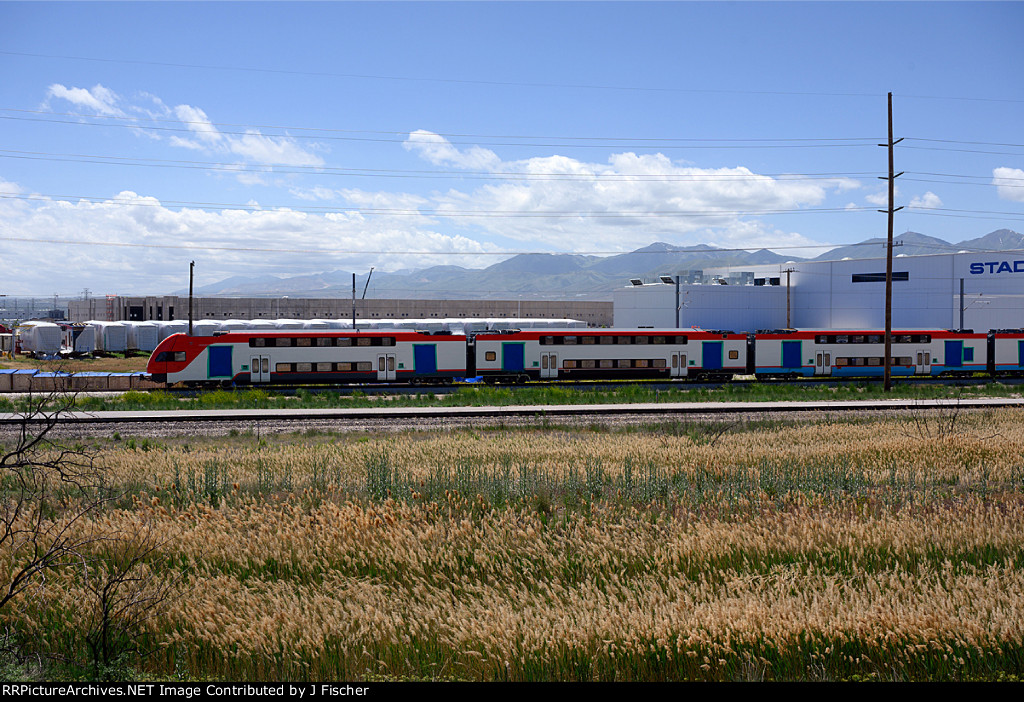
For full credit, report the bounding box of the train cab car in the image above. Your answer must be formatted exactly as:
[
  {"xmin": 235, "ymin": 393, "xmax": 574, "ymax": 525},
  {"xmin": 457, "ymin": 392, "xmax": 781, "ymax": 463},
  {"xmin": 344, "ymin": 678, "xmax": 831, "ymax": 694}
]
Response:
[
  {"xmin": 753, "ymin": 329, "xmax": 988, "ymax": 378},
  {"xmin": 147, "ymin": 331, "xmax": 468, "ymax": 387},
  {"xmin": 989, "ymin": 329, "xmax": 1024, "ymax": 376},
  {"xmin": 473, "ymin": 328, "xmax": 748, "ymax": 384}
]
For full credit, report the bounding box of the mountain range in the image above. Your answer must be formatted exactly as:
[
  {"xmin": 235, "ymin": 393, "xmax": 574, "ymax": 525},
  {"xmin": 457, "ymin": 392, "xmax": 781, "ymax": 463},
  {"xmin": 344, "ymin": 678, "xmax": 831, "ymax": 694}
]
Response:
[{"xmin": 187, "ymin": 229, "xmax": 1024, "ymax": 302}]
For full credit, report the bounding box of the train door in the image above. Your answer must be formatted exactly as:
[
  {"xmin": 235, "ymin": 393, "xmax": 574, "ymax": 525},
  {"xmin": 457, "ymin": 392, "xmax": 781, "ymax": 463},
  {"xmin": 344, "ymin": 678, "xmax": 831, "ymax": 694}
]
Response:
[
  {"xmin": 541, "ymin": 353, "xmax": 558, "ymax": 379},
  {"xmin": 377, "ymin": 353, "xmax": 397, "ymax": 381},
  {"xmin": 944, "ymin": 340, "xmax": 963, "ymax": 371},
  {"xmin": 815, "ymin": 351, "xmax": 832, "ymax": 376},
  {"xmin": 915, "ymin": 350, "xmax": 932, "ymax": 375},
  {"xmin": 250, "ymin": 355, "xmax": 271, "ymax": 383},
  {"xmin": 502, "ymin": 342, "xmax": 525, "ymax": 373},
  {"xmin": 671, "ymin": 353, "xmax": 687, "ymax": 378},
  {"xmin": 781, "ymin": 341, "xmax": 802, "ymax": 373},
  {"xmin": 702, "ymin": 342, "xmax": 723, "ymax": 372}
]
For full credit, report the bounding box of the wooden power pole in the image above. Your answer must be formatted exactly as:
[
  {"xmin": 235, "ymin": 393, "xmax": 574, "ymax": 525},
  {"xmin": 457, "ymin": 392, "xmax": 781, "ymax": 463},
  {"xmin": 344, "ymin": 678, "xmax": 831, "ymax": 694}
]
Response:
[{"xmin": 879, "ymin": 92, "xmax": 904, "ymax": 392}]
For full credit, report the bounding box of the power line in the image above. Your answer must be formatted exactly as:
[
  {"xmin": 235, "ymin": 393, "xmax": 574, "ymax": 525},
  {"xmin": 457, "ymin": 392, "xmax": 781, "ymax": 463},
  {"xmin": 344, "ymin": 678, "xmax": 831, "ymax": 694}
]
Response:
[
  {"xmin": 0, "ymin": 148, "xmax": 881, "ymax": 183},
  {"xmin": 0, "ymin": 191, "xmax": 881, "ymax": 218}
]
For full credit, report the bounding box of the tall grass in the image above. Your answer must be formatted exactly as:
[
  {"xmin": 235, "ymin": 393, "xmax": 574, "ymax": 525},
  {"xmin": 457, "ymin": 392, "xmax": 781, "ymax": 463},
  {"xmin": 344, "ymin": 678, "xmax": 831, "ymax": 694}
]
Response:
[{"xmin": 5, "ymin": 409, "xmax": 1024, "ymax": 681}]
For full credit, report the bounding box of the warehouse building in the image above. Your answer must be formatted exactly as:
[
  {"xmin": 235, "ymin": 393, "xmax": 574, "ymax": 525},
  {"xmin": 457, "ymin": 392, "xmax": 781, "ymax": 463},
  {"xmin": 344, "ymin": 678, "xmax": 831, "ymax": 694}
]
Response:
[
  {"xmin": 68, "ymin": 296, "xmax": 614, "ymax": 327},
  {"xmin": 614, "ymin": 249, "xmax": 1024, "ymax": 332}
]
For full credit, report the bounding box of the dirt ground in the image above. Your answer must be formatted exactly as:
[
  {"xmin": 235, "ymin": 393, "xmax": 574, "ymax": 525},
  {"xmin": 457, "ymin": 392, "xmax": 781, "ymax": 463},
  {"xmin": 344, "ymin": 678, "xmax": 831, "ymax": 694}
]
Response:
[{"xmin": 0, "ymin": 355, "xmax": 151, "ymax": 373}]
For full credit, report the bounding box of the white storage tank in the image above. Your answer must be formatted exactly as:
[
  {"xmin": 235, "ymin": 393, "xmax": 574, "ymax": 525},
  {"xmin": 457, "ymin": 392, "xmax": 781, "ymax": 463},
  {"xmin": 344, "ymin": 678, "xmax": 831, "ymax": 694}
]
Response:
[
  {"xmin": 62, "ymin": 323, "xmax": 96, "ymax": 354},
  {"xmin": 123, "ymin": 322, "xmax": 159, "ymax": 352},
  {"xmin": 87, "ymin": 321, "xmax": 128, "ymax": 353},
  {"xmin": 191, "ymin": 320, "xmax": 221, "ymax": 337},
  {"xmin": 18, "ymin": 321, "xmax": 62, "ymax": 357},
  {"xmin": 154, "ymin": 321, "xmax": 189, "ymax": 341}
]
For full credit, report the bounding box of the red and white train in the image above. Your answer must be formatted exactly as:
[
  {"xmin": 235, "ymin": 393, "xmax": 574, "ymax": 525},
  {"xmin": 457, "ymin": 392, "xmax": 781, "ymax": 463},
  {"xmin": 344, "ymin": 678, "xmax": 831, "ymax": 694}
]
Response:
[{"xmin": 146, "ymin": 326, "xmax": 1024, "ymax": 387}]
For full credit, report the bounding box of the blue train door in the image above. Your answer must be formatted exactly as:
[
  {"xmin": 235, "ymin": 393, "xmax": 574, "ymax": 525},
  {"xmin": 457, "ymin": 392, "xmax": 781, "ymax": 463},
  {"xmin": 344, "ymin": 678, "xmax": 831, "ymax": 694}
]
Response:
[
  {"xmin": 782, "ymin": 341, "xmax": 802, "ymax": 371},
  {"xmin": 413, "ymin": 344, "xmax": 437, "ymax": 377},
  {"xmin": 944, "ymin": 340, "xmax": 963, "ymax": 369},
  {"xmin": 702, "ymin": 341, "xmax": 723, "ymax": 370},
  {"xmin": 208, "ymin": 346, "xmax": 233, "ymax": 380},
  {"xmin": 1020, "ymin": 341, "xmax": 1024, "ymax": 368},
  {"xmin": 502, "ymin": 342, "xmax": 525, "ymax": 372}
]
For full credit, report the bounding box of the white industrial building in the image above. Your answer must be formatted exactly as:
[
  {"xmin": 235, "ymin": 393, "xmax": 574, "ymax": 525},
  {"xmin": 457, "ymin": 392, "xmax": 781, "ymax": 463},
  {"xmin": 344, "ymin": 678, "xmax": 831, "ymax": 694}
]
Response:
[{"xmin": 615, "ymin": 249, "xmax": 1024, "ymax": 332}]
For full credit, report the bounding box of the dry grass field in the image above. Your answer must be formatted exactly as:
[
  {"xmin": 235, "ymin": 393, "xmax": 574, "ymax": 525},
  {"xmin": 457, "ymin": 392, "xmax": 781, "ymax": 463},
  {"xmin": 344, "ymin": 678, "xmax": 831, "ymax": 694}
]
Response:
[{"xmin": 3, "ymin": 408, "xmax": 1024, "ymax": 681}]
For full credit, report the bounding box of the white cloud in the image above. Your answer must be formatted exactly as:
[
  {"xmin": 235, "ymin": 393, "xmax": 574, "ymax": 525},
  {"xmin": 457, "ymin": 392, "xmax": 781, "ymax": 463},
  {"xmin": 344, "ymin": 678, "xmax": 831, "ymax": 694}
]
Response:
[
  {"xmin": 908, "ymin": 191, "xmax": 942, "ymax": 209},
  {"xmin": 0, "ymin": 181, "xmax": 495, "ymax": 294},
  {"xmin": 404, "ymin": 130, "xmax": 501, "ymax": 170},
  {"xmin": 46, "ymin": 83, "xmax": 124, "ymax": 116},
  {"xmin": 993, "ymin": 167, "xmax": 1024, "ymax": 203},
  {"xmin": 401, "ymin": 132, "xmax": 853, "ymax": 251}
]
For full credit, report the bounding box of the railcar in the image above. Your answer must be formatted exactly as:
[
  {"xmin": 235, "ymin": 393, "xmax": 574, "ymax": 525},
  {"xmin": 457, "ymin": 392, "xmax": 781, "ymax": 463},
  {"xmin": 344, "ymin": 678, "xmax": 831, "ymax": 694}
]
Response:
[
  {"xmin": 473, "ymin": 328, "xmax": 748, "ymax": 384},
  {"xmin": 147, "ymin": 330, "xmax": 468, "ymax": 387},
  {"xmin": 753, "ymin": 328, "xmax": 989, "ymax": 378},
  {"xmin": 990, "ymin": 329, "xmax": 1024, "ymax": 376}
]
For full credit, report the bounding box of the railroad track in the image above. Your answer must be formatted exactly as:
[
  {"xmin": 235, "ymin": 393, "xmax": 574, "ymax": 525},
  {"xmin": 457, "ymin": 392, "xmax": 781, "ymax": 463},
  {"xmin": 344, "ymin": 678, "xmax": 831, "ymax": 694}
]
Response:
[{"xmin": 2, "ymin": 397, "xmax": 1022, "ymax": 426}]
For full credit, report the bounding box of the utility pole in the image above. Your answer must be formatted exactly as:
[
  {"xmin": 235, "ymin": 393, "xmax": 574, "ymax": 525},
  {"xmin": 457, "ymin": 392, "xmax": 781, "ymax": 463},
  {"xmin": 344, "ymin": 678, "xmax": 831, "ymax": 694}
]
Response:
[
  {"xmin": 188, "ymin": 261, "xmax": 195, "ymax": 336},
  {"xmin": 879, "ymin": 92, "xmax": 904, "ymax": 392},
  {"xmin": 352, "ymin": 273, "xmax": 356, "ymax": 328},
  {"xmin": 783, "ymin": 268, "xmax": 797, "ymax": 328}
]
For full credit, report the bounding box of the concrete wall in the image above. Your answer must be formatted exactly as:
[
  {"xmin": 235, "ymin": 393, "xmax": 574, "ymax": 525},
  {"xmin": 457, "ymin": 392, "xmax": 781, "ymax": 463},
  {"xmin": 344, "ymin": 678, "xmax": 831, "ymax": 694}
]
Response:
[{"xmin": 614, "ymin": 283, "xmax": 788, "ymax": 332}]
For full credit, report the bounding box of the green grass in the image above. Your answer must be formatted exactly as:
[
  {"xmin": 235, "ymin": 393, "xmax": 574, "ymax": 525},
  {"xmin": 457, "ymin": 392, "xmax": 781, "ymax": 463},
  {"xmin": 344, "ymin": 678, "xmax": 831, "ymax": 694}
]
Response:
[{"xmin": 2, "ymin": 378, "xmax": 1018, "ymax": 414}]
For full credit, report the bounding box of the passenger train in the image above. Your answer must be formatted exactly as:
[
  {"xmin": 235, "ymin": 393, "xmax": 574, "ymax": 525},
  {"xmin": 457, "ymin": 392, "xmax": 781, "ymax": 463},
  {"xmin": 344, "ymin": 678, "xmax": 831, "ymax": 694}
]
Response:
[{"xmin": 147, "ymin": 326, "xmax": 1024, "ymax": 388}]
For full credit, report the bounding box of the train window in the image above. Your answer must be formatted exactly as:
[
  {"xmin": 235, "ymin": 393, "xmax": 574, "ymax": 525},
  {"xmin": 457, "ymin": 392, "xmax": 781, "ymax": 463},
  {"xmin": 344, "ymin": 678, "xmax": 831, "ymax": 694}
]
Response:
[
  {"xmin": 636, "ymin": 359, "xmax": 649, "ymax": 368},
  {"xmin": 653, "ymin": 359, "xmax": 666, "ymax": 368},
  {"xmin": 379, "ymin": 357, "xmax": 386, "ymax": 372},
  {"xmin": 851, "ymin": 335, "xmax": 865, "ymax": 344},
  {"xmin": 388, "ymin": 357, "xmax": 395, "ymax": 371},
  {"xmin": 250, "ymin": 338, "xmax": 267, "ymax": 347},
  {"xmin": 896, "ymin": 335, "xmax": 911, "ymax": 343},
  {"xmin": 676, "ymin": 335, "xmax": 689, "ymax": 344},
  {"xmin": 825, "ymin": 354, "xmax": 831, "ymax": 366},
  {"xmin": 275, "ymin": 363, "xmax": 293, "ymax": 373},
  {"xmin": 337, "ymin": 362, "xmax": 352, "ymax": 372},
  {"xmin": 728, "ymin": 350, "xmax": 739, "ymax": 360},
  {"xmin": 382, "ymin": 337, "xmax": 395, "ymax": 347},
  {"xmin": 582, "ymin": 336, "xmax": 596, "ymax": 345},
  {"xmin": 672, "ymin": 354, "xmax": 678, "ymax": 368},
  {"xmin": 485, "ymin": 351, "xmax": 496, "ymax": 362},
  {"xmin": 261, "ymin": 359, "xmax": 269, "ymax": 374},
  {"xmin": 924, "ymin": 353, "xmax": 931, "ymax": 365},
  {"xmin": 617, "ymin": 336, "xmax": 632, "ymax": 345},
  {"xmin": 917, "ymin": 353, "xmax": 922, "ymax": 365},
  {"xmin": 564, "ymin": 336, "xmax": 577, "ymax": 345},
  {"xmin": 581, "ymin": 359, "xmax": 596, "ymax": 369},
  {"xmin": 356, "ymin": 362, "xmax": 372, "ymax": 372},
  {"xmin": 867, "ymin": 358, "xmax": 881, "ymax": 366},
  {"xmin": 836, "ymin": 358, "xmax": 849, "ymax": 366},
  {"xmin": 964, "ymin": 347, "xmax": 974, "ymax": 362},
  {"xmin": 541, "ymin": 356, "xmax": 548, "ymax": 369},
  {"xmin": 563, "ymin": 360, "xmax": 577, "ymax": 369},
  {"xmin": 316, "ymin": 363, "xmax": 332, "ymax": 372},
  {"xmin": 297, "ymin": 338, "xmax": 312, "ymax": 347},
  {"xmin": 853, "ymin": 358, "xmax": 865, "ymax": 366},
  {"xmin": 634, "ymin": 336, "xmax": 648, "ymax": 344},
  {"xmin": 868, "ymin": 335, "xmax": 883, "ymax": 344},
  {"xmin": 918, "ymin": 335, "xmax": 931, "ymax": 344},
  {"xmin": 317, "ymin": 338, "xmax": 332, "ymax": 347},
  {"xmin": 836, "ymin": 335, "xmax": 849, "ymax": 344},
  {"xmin": 617, "ymin": 359, "xmax": 631, "ymax": 368},
  {"xmin": 816, "ymin": 335, "xmax": 828, "ymax": 344},
  {"xmin": 541, "ymin": 336, "xmax": 554, "ymax": 345},
  {"xmin": 336, "ymin": 337, "xmax": 352, "ymax": 347},
  {"xmin": 600, "ymin": 359, "xmax": 614, "ymax": 369},
  {"xmin": 297, "ymin": 363, "xmax": 312, "ymax": 373},
  {"xmin": 652, "ymin": 336, "xmax": 666, "ymax": 345},
  {"xmin": 276, "ymin": 338, "xmax": 292, "ymax": 347},
  {"xmin": 357, "ymin": 338, "xmax": 371, "ymax": 347},
  {"xmin": 600, "ymin": 336, "xmax": 613, "ymax": 344},
  {"xmin": 816, "ymin": 353, "xmax": 822, "ymax": 366}
]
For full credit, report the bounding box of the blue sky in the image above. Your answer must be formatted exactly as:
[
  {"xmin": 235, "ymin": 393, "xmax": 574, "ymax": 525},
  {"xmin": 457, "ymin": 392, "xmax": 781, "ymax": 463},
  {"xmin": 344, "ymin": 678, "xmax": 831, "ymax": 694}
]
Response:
[{"xmin": 1, "ymin": 1, "xmax": 1022, "ymax": 295}]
